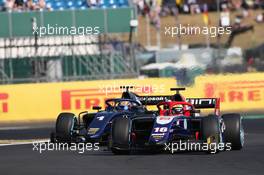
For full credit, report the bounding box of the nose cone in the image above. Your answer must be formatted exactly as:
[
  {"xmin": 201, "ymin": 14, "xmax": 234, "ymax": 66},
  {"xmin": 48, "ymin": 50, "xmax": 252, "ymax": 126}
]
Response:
[{"xmin": 149, "ymin": 116, "xmax": 175, "ymax": 144}]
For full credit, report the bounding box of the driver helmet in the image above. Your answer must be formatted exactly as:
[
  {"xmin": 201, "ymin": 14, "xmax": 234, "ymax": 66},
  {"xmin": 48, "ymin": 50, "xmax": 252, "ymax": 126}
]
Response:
[
  {"xmin": 172, "ymin": 104, "xmax": 184, "ymax": 115},
  {"xmin": 124, "ymin": 105, "xmax": 129, "ymax": 110},
  {"xmin": 118, "ymin": 101, "xmax": 131, "ymax": 111}
]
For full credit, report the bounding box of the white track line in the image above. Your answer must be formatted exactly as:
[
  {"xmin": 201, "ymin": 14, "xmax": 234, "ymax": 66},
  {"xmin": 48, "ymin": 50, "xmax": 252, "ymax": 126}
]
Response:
[
  {"xmin": 0, "ymin": 139, "xmax": 49, "ymax": 146},
  {"xmin": 0, "ymin": 126, "xmax": 51, "ymax": 130}
]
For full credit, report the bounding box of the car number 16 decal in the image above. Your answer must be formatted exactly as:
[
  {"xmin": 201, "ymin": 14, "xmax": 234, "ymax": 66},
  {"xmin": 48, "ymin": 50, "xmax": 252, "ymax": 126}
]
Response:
[{"xmin": 154, "ymin": 127, "xmax": 168, "ymax": 133}]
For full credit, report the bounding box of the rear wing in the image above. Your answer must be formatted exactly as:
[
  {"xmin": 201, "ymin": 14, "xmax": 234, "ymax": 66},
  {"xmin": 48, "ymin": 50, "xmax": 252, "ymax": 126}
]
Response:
[
  {"xmin": 136, "ymin": 96, "xmax": 172, "ymax": 105},
  {"xmin": 186, "ymin": 98, "xmax": 220, "ymax": 115},
  {"xmin": 136, "ymin": 96, "xmax": 220, "ymax": 115},
  {"xmin": 186, "ymin": 98, "xmax": 218, "ymax": 108},
  {"xmin": 120, "ymin": 86, "xmax": 220, "ymax": 115}
]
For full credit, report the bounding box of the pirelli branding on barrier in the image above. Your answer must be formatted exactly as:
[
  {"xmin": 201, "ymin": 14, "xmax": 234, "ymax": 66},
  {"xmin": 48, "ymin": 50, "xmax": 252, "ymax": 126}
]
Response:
[
  {"xmin": 205, "ymin": 81, "xmax": 264, "ymax": 102},
  {"xmin": 0, "ymin": 73, "xmax": 263, "ymax": 122},
  {"xmin": 0, "ymin": 78, "xmax": 175, "ymax": 121},
  {"xmin": 61, "ymin": 88, "xmax": 114, "ymax": 111},
  {"xmin": 196, "ymin": 73, "xmax": 264, "ymax": 111},
  {"xmin": 0, "ymin": 93, "xmax": 8, "ymax": 113}
]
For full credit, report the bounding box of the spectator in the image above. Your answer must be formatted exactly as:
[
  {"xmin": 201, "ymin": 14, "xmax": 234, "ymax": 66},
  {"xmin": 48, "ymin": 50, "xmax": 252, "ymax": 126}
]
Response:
[
  {"xmin": 26, "ymin": 0, "xmax": 37, "ymax": 10},
  {"xmin": 256, "ymin": 12, "xmax": 264, "ymax": 23},
  {"xmin": 149, "ymin": 0, "xmax": 161, "ymax": 29},
  {"xmin": 14, "ymin": 0, "xmax": 25, "ymax": 10},
  {"xmin": 220, "ymin": 0, "xmax": 229, "ymax": 10},
  {"xmin": 143, "ymin": 0, "xmax": 151, "ymax": 15},
  {"xmin": 231, "ymin": 0, "xmax": 242, "ymax": 9},
  {"xmin": 220, "ymin": 4, "xmax": 231, "ymax": 27},
  {"xmin": 87, "ymin": 0, "xmax": 100, "ymax": 8},
  {"xmin": 242, "ymin": 0, "xmax": 254, "ymax": 17},
  {"xmin": 133, "ymin": 0, "xmax": 145, "ymax": 15},
  {"xmin": 38, "ymin": 0, "xmax": 46, "ymax": 10},
  {"xmin": 4, "ymin": 0, "xmax": 15, "ymax": 11},
  {"xmin": 175, "ymin": 0, "xmax": 183, "ymax": 12},
  {"xmin": 243, "ymin": 0, "xmax": 255, "ymax": 9},
  {"xmin": 254, "ymin": 0, "xmax": 263, "ymax": 9},
  {"xmin": 161, "ymin": 0, "xmax": 178, "ymax": 16},
  {"xmin": 188, "ymin": 0, "xmax": 200, "ymax": 14}
]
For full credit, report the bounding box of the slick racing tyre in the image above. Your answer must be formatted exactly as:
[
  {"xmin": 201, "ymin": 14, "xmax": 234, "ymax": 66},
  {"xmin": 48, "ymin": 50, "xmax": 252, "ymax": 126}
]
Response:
[
  {"xmin": 111, "ymin": 117, "xmax": 130, "ymax": 155},
  {"xmin": 201, "ymin": 115, "xmax": 221, "ymax": 153},
  {"xmin": 50, "ymin": 132, "xmax": 56, "ymax": 143},
  {"xmin": 55, "ymin": 113, "xmax": 77, "ymax": 142},
  {"xmin": 222, "ymin": 113, "xmax": 244, "ymax": 150}
]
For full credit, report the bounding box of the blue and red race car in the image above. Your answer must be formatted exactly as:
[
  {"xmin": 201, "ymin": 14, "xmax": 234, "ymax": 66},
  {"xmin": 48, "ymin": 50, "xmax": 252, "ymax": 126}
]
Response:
[
  {"xmin": 110, "ymin": 88, "xmax": 244, "ymax": 154},
  {"xmin": 51, "ymin": 87, "xmax": 244, "ymax": 154}
]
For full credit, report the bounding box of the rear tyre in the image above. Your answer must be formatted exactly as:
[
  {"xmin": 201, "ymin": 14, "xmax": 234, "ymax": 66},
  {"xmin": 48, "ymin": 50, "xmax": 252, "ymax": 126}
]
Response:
[
  {"xmin": 111, "ymin": 117, "xmax": 130, "ymax": 155},
  {"xmin": 201, "ymin": 115, "xmax": 220, "ymax": 140},
  {"xmin": 222, "ymin": 113, "xmax": 244, "ymax": 150},
  {"xmin": 201, "ymin": 115, "xmax": 220, "ymax": 153},
  {"xmin": 50, "ymin": 132, "xmax": 56, "ymax": 143},
  {"xmin": 55, "ymin": 113, "xmax": 77, "ymax": 142}
]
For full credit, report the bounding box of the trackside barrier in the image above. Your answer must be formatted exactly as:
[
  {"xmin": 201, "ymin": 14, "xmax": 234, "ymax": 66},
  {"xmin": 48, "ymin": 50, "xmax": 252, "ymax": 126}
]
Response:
[
  {"xmin": 0, "ymin": 78, "xmax": 176, "ymax": 122},
  {"xmin": 0, "ymin": 73, "xmax": 263, "ymax": 122}
]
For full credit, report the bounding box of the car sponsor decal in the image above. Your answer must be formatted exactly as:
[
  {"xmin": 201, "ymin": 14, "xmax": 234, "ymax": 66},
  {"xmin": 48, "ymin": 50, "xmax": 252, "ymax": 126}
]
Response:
[
  {"xmin": 156, "ymin": 116, "xmax": 174, "ymax": 125},
  {"xmin": 151, "ymin": 132, "xmax": 166, "ymax": 140},
  {"xmin": 151, "ymin": 135, "xmax": 164, "ymax": 140},
  {"xmin": 87, "ymin": 128, "xmax": 99, "ymax": 135}
]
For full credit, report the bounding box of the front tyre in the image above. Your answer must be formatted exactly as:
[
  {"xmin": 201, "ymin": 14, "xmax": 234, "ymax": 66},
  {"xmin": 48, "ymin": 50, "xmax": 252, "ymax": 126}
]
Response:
[
  {"xmin": 222, "ymin": 113, "xmax": 244, "ymax": 150},
  {"xmin": 110, "ymin": 117, "xmax": 130, "ymax": 155},
  {"xmin": 50, "ymin": 132, "xmax": 56, "ymax": 143},
  {"xmin": 55, "ymin": 113, "xmax": 77, "ymax": 142}
]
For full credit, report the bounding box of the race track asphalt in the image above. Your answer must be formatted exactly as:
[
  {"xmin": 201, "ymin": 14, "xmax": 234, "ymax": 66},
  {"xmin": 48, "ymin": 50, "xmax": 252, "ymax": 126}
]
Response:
[{"xmin": 0, "ymin": 118, "xmax": 263, "ymax": 175}]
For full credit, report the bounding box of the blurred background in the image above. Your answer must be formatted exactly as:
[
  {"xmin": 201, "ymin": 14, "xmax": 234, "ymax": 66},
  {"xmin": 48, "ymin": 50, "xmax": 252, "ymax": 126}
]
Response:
[
  {"xmin": 0, "ymin": 0, "xmax": 263, "ymax": 84},
  {"xmin": 0, "ymin": 2, "xmax": 263, "ymax": 173},
  {"xmin": 0, "ymin": 0, "xmax": 263, "ymax": 124}
]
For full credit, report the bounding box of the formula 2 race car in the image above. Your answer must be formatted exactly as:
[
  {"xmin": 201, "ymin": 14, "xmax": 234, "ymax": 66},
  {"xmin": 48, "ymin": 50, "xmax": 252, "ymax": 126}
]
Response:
[
  {"xmin": 110, "ymin": 88, "xmax": 244, "ymax": 154},
  {"xmin": 50, "ymin": 87, "xmax": 155, "ymax": 145}
]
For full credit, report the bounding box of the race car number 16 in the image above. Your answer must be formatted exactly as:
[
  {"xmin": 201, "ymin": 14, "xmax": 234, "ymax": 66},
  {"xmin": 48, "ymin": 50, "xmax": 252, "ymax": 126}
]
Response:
[{"xmin": 154, "ymin": 127, "xmax": 168, "ymax": 133}]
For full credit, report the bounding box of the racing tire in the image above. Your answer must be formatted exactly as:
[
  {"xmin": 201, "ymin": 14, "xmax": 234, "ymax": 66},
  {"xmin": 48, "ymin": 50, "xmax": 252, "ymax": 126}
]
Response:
[
  {"xmin": 111, "ymin": 117, "xmax": 130, "ymax": 155},
  {"xmin": 55, "ymin": 113, "xmax": 77, "ymax": 142},
  {"xmin": 50, "ymin": 132, "xmax": 56, "ymax": 143},
  {"xmin": 201, "ymin": 115, "xmax": 221, "ymax": 153},
  {"xmin": 222, "ymin": 113, "xmax": 244, "ymax": 150}
]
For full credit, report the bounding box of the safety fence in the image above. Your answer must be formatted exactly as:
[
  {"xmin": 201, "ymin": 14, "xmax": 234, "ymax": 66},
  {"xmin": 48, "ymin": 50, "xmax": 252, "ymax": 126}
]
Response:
[{"xmin": 0, "ymin": 7, "xmax": 138, "ymax": 84}]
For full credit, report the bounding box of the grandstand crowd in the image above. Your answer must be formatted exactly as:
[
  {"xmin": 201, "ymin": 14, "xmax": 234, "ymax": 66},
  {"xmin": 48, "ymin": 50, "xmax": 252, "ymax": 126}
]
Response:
[
  {"xmin": 0, "ymin": 0, "xmax": 263, "ymax": 31},
  {"xmin": 134, "ymin": 0, "xmax": 263, "ymax": 15},
  {"xmin": 0, "ymin": 0, "xmax": 263, "ymax": 12},
  {"xmin": 132, "ymin": 0, "xmax": 263, "ymax": 30},
  {"xmin": 0, "ymin": 0, "xmax": 129, "ymax": 11}
]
